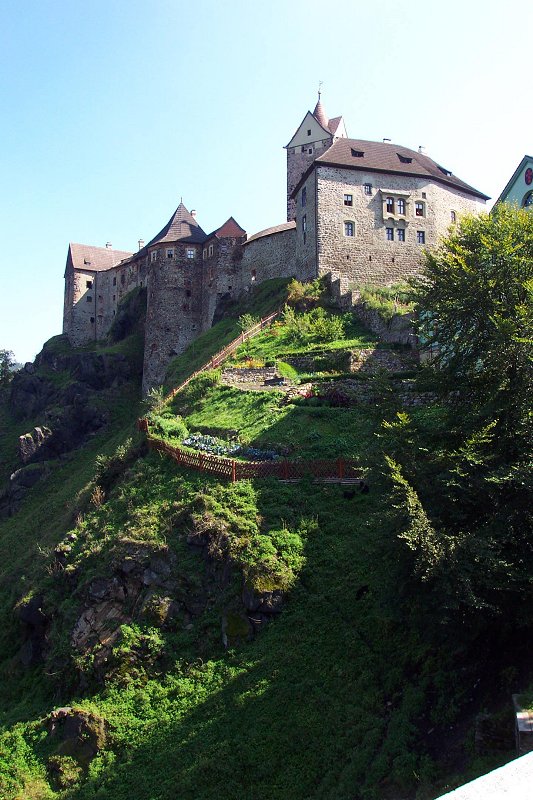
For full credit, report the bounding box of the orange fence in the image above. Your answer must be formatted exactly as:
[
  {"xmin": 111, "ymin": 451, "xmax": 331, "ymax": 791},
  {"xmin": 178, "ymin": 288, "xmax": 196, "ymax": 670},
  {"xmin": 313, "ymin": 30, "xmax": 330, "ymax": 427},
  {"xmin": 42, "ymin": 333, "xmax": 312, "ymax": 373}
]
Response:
[
  {"xmin": 166, "ymin": 310, "xmax": 279, "ymax": 400},
  {"xmin": 145, "ymin": 436, "xmax": 362, "ymax": 484}
]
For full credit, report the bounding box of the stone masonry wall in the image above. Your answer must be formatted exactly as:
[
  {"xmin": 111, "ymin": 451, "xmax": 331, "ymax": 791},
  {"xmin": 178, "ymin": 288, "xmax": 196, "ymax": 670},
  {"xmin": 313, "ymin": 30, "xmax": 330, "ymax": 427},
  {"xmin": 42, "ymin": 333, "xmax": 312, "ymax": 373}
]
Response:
[
  {"xmin": 142, "ymin": 245, "xmax": 203, "ymax": 392},
  {"xmin": 241, "ymin": 227, "xmax": 305, "ymax": 285},
  {"xmin": 315, "ymin": 166, "xmax": 485, "ymax": 291},
  {"xmin": 286, "ymin": 137, "xmax": 332, "ymax": 221}
]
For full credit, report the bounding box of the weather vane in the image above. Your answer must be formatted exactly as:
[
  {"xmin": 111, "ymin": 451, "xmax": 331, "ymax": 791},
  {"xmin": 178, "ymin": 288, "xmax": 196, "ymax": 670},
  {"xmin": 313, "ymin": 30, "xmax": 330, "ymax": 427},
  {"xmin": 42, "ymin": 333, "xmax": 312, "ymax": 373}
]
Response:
[{"xmin": 318, "ymin": 80, "xmax": 323, "ymax": 100}]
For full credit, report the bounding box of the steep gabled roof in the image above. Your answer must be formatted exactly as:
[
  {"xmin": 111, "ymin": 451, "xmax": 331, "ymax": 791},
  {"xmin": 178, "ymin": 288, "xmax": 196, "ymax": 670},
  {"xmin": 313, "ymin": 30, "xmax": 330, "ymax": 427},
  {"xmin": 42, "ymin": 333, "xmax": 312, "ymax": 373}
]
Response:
[
  {"xmin": 146, "ymin": 202, "xmax": 207, "ymax": 246},
  {"xmin": 292, "ymin": 138, "xmax": 489, "ymax": 200},
  {"xmin": 208, "ymin": 217, "xmax": 246, "ymax": 239},
  {"xmin": 496, "ymin": 155, "xmax": 533, "ymax": 205},
  {"xmin": 327, "ymin": 116, "xmax": 343, "ymax": 135},
  {"xmin": 66, "ymin": 243, "xmax": 133, "ymax": 276}
]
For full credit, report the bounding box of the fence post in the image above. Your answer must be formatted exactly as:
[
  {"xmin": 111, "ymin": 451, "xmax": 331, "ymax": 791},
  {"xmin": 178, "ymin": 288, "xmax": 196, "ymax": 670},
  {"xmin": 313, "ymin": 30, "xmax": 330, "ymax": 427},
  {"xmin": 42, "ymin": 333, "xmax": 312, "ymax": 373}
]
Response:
[
  {"xmin": 232, "ymin": 460, "xmax": 236, "ymax": 483},
  {"xmin": 338, "ymin": 458, "xmax": 344, "ymax": 481},
  {"xmin": 199, "ymin": 452, "xmax": 204, "ymax": 472},
  {"xmin": 283, "ymin": 460, "xmax": 289, "ymax": 480}
]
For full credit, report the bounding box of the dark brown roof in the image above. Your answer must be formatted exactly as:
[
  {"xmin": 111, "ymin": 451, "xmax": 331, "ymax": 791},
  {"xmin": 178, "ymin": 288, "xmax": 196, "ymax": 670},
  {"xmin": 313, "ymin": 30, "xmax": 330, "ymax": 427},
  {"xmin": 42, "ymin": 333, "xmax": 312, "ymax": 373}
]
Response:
[
  {"xmin": 67, "ymin": 243, "xmax": 133, "ymax": 274},
  {"xmin": 305, "ymin": 138, "xmax": 489, "ymax": 200},
  {"xmin": 244, "ymin": 221, "xmax": 296, "ymax": 245},
  {"xmin": 146, "ymin": 202, "xmax": 207, "ymax": 246},
  {"xmin": 209, "ymin": 217, "xmax": 246, "ymax": 239}
]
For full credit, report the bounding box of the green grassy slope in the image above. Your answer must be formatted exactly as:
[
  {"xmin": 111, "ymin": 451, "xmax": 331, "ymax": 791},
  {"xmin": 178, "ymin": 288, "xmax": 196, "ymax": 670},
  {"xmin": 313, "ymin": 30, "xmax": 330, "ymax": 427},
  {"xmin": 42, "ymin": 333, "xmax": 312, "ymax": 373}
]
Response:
[{"xmin": 0, "ymin": 288, "xmax": 517, "ymax": 800}]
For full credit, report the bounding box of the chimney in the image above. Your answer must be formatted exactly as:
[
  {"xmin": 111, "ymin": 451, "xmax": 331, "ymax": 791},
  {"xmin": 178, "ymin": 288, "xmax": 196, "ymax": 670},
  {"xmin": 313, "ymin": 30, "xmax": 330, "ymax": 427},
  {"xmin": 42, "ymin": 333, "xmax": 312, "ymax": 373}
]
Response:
[
  {"xmin": 418, "ymin": 145, "xmax": 425, "ymax": 154},
  {"xmin": 383, "ymin": 138, "xmax": 391, "ymax": 143},
  {"xmin": 190, "ymin": 209, "xmax": 197, "ymax": 218},
  {"xmin": 106, "ymin": 242, "xmax": 112, "ymax": 249},
  {"xmin": 138, "ymin": 239, "xmax": 144, "ymax": 251}
]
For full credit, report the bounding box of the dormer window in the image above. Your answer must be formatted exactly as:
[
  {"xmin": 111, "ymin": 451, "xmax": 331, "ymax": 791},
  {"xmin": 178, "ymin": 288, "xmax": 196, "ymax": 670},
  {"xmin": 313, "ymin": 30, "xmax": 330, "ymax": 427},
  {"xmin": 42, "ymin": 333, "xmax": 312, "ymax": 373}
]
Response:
[
  {"xmin": 86, "ymin": 280, "xmax": 93, "ymax": 289},
  {"xmin": 351, "ymin": 149, "xmax": 364, "ymax": 158},
  {"xmin": 437, "ymin": 165, "xmax": 452, "ymax": 176},
  {"xmin": 397, "ymin": 154, "xmax": 413, "ymax": 164}
]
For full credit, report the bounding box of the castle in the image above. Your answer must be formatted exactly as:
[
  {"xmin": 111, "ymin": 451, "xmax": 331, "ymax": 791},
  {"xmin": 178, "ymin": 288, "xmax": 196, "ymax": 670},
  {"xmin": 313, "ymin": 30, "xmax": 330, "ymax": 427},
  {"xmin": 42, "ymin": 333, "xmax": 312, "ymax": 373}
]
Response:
[{"xmin": 63, "ymin": 94, "xmax": 489, "ymax": 391}]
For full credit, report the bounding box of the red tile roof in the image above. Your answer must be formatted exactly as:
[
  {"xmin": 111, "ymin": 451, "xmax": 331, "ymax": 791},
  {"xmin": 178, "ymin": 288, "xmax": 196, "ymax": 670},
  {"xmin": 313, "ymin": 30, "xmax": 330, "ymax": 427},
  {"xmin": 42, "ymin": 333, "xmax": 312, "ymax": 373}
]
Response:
[
  {"xmin": 146, "ymin": 202, "xmax": 207, "ymax": 246},
  {"xmin": 210, "ymin": 217, "xmax": 246, "ymax": 239},
  {"xmin": 308, "ymin": 138, "xmax": 489, "ymax": 200},
  {"xmin": 244, "ymin": 221, "xmax": 296, "ymax": 245},
  {"xmin": 67, "ymin": 243, "xmax": 133, "ymax": 274},
  {"xmin": 313, "ymin": 99, "xmax": 329, "ymax": 129}
]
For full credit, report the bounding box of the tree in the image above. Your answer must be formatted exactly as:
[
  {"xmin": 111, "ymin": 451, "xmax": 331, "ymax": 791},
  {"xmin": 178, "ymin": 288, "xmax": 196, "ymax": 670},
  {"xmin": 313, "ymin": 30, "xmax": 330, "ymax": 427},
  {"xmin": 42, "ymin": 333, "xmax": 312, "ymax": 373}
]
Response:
[
  {"xmin": 380, "ymin": 205, "xmax": 533, "ymax": 622},
  {"xmin": 0, "ymin": 349, "xmax": 15, "ymax": 387},
  {"xmin": 413, "ymin": 203, "xmax": 533, "ymax": 460}
]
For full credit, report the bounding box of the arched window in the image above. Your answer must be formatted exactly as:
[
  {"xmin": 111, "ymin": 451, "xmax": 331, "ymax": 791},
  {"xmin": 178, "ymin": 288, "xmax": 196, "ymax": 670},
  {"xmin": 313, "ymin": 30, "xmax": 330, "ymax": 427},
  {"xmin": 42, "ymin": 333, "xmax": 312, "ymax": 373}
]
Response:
[
  {"xmin": 522, "ymin": 191, "xmax": 533, "ymax": 208},
  {"xmin": 344, "ymin": 221, "xmax": 355, "ymax": 237}
]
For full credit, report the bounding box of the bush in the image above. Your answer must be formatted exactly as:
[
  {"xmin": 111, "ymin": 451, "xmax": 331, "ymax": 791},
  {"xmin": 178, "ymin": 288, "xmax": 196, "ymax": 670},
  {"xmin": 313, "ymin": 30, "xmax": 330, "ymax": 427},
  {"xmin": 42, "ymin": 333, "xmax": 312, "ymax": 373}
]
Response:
[
  {"xmin": 286, "ymin": 278, "xmax": 324, "ymax": 311},
  {"xmin": 282, "ymin": 306, "xmax": 345, "ymax": 345},
  {"xmin": 238, "ymin": 313, "xmax": 260, "ymax": 332},
  {"xmin": 356, "ymin": 283, "xmax": 414, "ymax": 322}
]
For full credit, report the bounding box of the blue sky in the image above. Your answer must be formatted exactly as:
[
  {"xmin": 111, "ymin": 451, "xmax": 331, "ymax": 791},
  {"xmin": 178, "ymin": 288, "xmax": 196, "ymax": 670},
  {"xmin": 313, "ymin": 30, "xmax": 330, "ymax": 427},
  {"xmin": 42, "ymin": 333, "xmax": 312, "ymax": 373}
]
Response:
[{"xmin": 1, "ymin": 0, "xmax": 531, "ymax": 363}]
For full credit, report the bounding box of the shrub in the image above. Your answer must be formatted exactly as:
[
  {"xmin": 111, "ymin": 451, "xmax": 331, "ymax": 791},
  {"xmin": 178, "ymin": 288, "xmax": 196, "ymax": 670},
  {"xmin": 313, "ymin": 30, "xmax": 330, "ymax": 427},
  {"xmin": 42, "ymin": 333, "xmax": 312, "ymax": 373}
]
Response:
[
  {"xmin": 356, "ymin": 282, "xmax": 414, "ymax": 322},
  {"xmin": 282, "ymin": 306, "xmax": 345, "ymax": 345},
  {"xmin": 286, "ymin": 278, "xmax": 324, "ymax": 311},
  {"xmin": 238, "ymin": 313, "xmax": 260, "ymax": 332}
]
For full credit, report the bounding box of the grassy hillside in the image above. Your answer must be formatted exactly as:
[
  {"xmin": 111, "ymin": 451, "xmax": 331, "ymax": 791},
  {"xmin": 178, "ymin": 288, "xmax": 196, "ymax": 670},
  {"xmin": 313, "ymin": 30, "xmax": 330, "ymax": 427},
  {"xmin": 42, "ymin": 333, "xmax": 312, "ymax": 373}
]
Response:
[{"xmin": 0, "ymin": 285, "xmax": 520, "ymax": 800}]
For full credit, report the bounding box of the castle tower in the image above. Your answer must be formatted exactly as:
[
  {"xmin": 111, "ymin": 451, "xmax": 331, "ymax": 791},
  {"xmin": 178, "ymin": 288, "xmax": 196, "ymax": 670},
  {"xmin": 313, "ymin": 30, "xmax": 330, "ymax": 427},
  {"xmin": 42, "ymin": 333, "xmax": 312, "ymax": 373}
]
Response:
[
  {"xmin": 142, "ymin": 201, "xmax": 208, "ymax": 392},
  {"xmin": 284, "ymin": 92, "xmax": 347, "ymax": 221}
]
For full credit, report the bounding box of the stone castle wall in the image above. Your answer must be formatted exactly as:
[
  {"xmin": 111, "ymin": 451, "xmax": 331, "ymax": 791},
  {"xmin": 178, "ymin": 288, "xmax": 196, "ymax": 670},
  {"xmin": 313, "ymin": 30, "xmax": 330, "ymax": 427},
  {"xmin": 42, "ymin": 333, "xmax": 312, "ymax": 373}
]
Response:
[
  {"xmin": 286, "ymin": 137, "xmax": 332, "ymax": 221},
  {"xmin": 310, "ymin": 166, "xmax": 485, "ymax": 291}
]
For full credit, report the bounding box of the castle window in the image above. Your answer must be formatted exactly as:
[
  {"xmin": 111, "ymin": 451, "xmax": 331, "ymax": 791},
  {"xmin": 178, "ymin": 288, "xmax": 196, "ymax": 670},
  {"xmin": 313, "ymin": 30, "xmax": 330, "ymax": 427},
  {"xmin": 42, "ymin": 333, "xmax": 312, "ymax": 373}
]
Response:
[
  {"xmin": 386, "ymin": 228, "xmax": 394, "ymax": 241},
  {"xmin": 166, "ymin": 248, "xmax": 174, "ymax": 259},
  {"xmin": 113, "ymin": 277, "xmax": 117, "ymax": 286},
  {"xmin": 386, "ymin": 197, "xmax": 395, "ymax": 214},
  {"xmin": 344, "ymin": 194, "xmax": 353, "ymax": 206},
  {"xmin": 90, "ymin": 317, "xmax": 94, "ymax": 323},
  {"xmin": 397, "ymin": 228, "xmax": 405, "ymax": 242},
  {"xmin": 417, "ymin": 230, "xmax": 426, "ymax": 244},
  {"xmin": 113, "ymin": 295, "xmax": 116, "ymax": 301},
  {"xmin": 302, "ymin": 214, "xmax": 307, "ymax": 243},
  {"xmin": 344, "ymin": 221, "xmax": 354, "ymax": 237},
  {"xmin": 301, "ymin": 146, "xmax": 306, "ymax": 153},
  {"xmin": 113, "ymin": 310, "xmax": 115, "ymax": 316},
  {"xmin": 522, "ymin": 191, "xmax": 533, "ymax": 208},
  {"xmin": 186, "ymin": 290, "xmax": 191, "ymax": 297},
  {"xmin": 307, "ymin": 129, "xmax": 311, "ymax": 136},
  {"xmin": 301, "ymin": 186, "xmax": 307, "ymax": 206},
  {"xmin": 308, "ymin": 148, "xmax": 313, "ymax": 155},
  {"xmin": 397, "ymin": 198, "xmax": 406, "ymax": 215},
  {"xmin": 364, "ymin": 183, "xmax": 372, "ymax": 195},
  {"xmin": 251, "ymin": 269, "xmax": 257, "ymax": 282},
  {"xmin": 187, "ymin": 248, "xmax": 195, "ymax": 259},
  {"xmin": 422, "ymin": 192, "xmax": 427, "ymax": 199},
  {"xmin": 208, "ymin": 244, "xmax": 214, "ymax": 257},
  {"xmin": 203, "ymin": 248, "xmax": 207, "ymax": 259},
  {"xmin": 151, "ymin": 251, "xmax": 157, "ymax": 263},
  {"xmin": 86, "ymin": 280, "xmax": 93, "ymax": 289},
  {"xmin": 86, "ymin": 295, "xmax": 92, "ymax": 302},
  {"xmin": 121, "ymin": 273, "xmax": 125, "ymax": 285},
  {"xmin": 451, "ymin": 210, "xmax": 457, "ymax": 222},
  {"xmin": 415, "ymin": 201, "xmax": 425, "ymax": 217}
]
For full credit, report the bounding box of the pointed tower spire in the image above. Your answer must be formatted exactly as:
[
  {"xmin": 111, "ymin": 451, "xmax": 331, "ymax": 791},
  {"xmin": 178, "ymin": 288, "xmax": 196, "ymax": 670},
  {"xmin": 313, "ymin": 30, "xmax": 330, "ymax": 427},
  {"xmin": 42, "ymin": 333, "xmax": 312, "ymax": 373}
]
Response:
[{"xmin": 313, "ymin": 83, "xmax": 328, "ymax": 129}]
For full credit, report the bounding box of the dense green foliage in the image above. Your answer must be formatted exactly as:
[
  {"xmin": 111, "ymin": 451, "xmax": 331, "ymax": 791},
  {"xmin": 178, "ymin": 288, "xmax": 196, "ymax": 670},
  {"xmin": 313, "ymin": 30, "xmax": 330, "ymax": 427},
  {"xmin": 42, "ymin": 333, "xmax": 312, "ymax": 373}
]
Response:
[
  {"xmin": 0, "ymin": 349, "xmax": 16, "ymax": 387},
  {"xmin": 356, "ymin": 283, "xmax": 414, "ymax": 321},
  {"xmin": 383, "ymin": 206, "xmax": 532, "ymax": 623}
]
